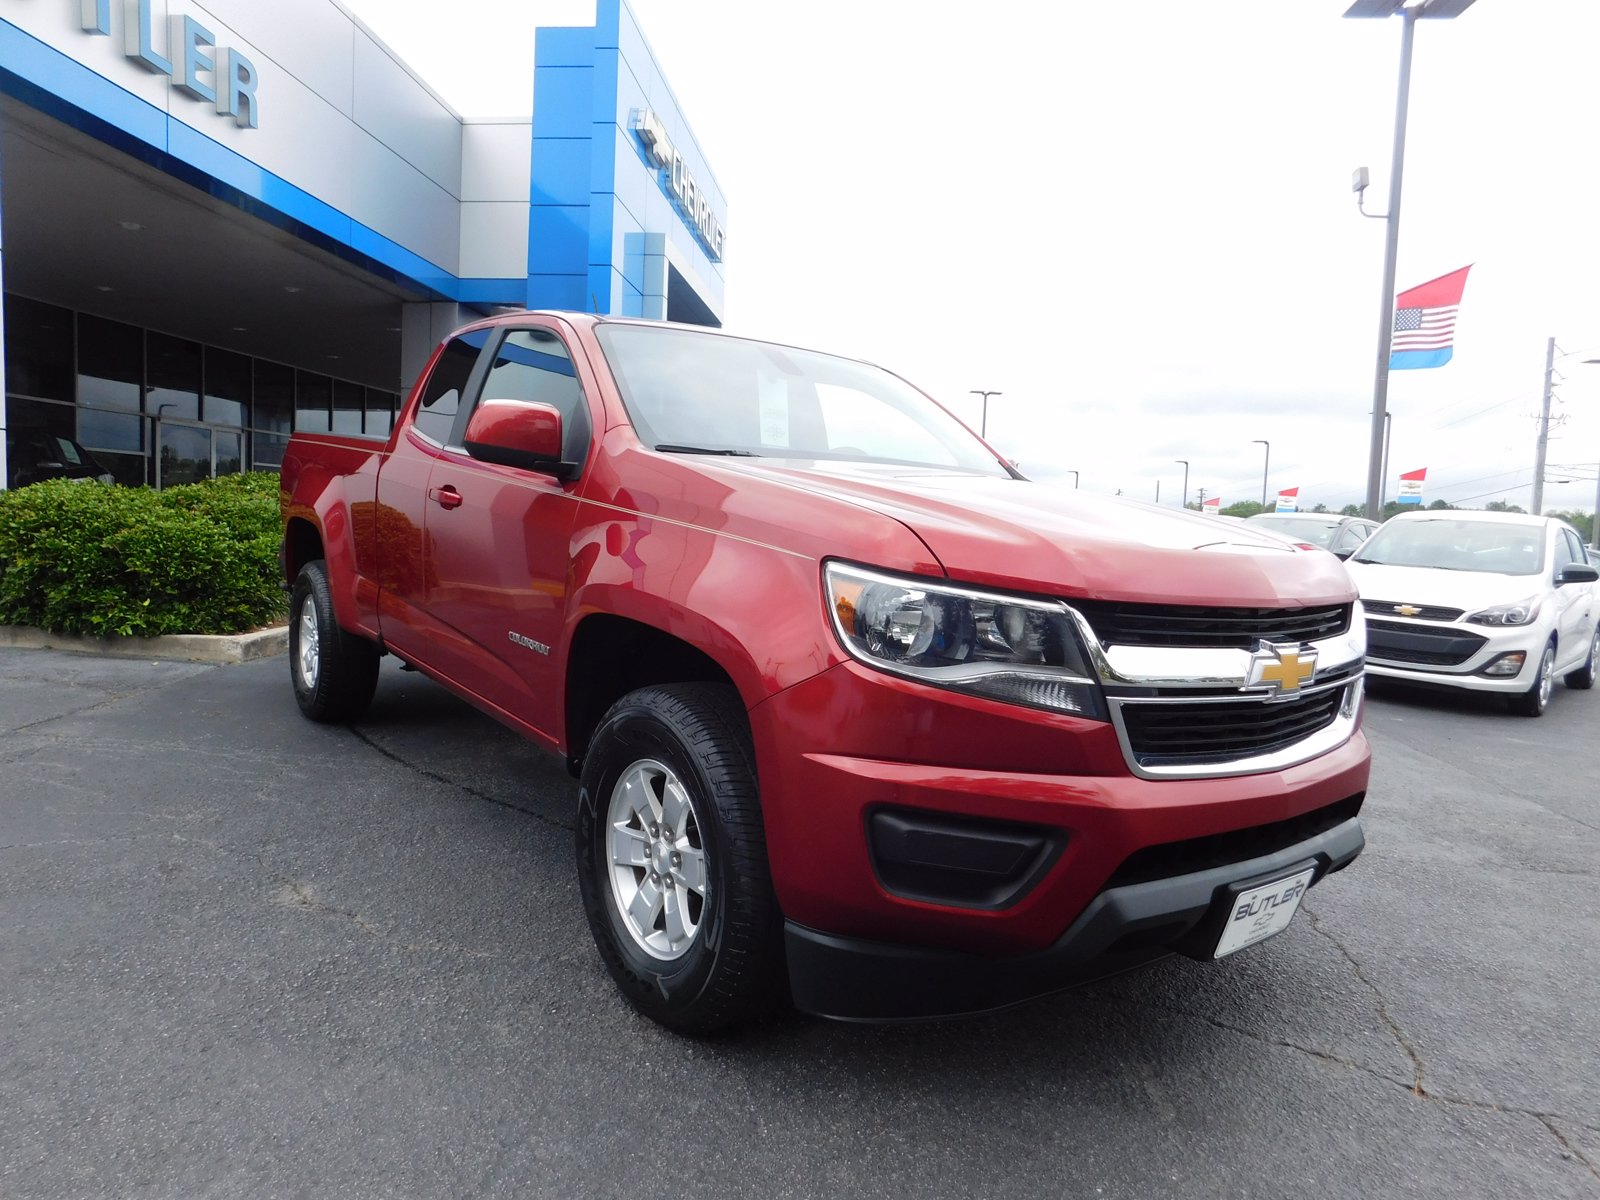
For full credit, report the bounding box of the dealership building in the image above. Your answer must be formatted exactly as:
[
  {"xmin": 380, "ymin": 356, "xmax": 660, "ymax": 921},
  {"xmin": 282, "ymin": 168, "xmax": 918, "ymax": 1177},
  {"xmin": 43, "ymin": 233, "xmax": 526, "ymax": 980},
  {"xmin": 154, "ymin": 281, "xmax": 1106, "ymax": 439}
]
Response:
[{"xmin": 0, "ymin": 0, "xmax": 726, "ymax": 488}]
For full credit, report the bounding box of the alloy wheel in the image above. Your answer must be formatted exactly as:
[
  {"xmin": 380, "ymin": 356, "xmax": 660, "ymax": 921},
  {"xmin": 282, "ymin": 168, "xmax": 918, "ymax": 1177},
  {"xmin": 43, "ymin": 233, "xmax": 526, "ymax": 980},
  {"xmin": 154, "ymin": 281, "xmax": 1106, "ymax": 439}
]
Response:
[
  {"xmin": 606, "ymin": 758, "xmax": 708, "ymax": 961},
  {"xmin": 297, "ymin": 602, "xmax": 321, "ymax": 692}
]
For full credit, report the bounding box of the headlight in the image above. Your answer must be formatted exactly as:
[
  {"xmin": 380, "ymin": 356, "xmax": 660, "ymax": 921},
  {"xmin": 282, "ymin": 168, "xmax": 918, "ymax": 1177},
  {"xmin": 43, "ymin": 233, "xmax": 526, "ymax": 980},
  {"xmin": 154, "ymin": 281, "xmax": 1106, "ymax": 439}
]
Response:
[
  {"xmin": 824, "ymin": 562, "xmax": 1107, "ymax": 719},
  {"xmin": 1465, "ymin": 598, "xmax": 1542, "ymax": 626}
]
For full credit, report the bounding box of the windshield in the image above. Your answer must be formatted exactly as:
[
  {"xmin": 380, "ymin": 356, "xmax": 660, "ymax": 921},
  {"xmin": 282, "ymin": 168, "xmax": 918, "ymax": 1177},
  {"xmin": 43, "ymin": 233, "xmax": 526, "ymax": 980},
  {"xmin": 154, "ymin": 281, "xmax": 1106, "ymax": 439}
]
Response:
[
  {"xmin": 1248, "ymin": 516, "xmax": 1340, "ymax": 548},
  {"xmin": 594, "ymin": 324, "xmax": 1009, "ymax": 476},
  {"xmin": 1352, "ymin": 519, "xmax": 1546, "ymax": 576}
]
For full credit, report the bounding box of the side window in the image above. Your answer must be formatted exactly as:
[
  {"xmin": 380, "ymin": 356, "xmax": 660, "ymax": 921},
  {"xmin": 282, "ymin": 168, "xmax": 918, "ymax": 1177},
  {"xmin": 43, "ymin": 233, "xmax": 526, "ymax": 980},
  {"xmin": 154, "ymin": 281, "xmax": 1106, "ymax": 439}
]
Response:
[
  {"xmin": 1333, "ymin": 524, "xmax": 1364, "ymax": 553},
  {"xmin": 478, "ymin": 327, "xmax": 590, "ymax": 460},
  {"xmin": 1561, "ymin": 530, "xmax": 1586, "ymax": 573},
  {"xmin": 1553, "ymin": 531, "xmax": 1576, "ymax": 577},
  {"xmin": 412, "ymin": 330, "xmax": 491, "ymax": 444}
]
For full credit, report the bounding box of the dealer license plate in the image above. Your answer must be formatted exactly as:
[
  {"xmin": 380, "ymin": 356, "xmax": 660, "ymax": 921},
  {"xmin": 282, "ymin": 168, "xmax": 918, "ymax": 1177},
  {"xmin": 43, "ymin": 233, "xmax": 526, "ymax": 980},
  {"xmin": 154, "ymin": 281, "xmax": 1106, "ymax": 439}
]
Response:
[{"xmin": 1213, "ymin": 866, "xmax": 1316, "ymax": 959}]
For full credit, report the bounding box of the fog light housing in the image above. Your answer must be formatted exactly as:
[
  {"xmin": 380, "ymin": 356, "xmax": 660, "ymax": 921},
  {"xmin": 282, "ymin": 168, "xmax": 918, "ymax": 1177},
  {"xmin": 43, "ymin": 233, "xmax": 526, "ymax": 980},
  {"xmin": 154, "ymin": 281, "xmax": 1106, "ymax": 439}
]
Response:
[{"xmin": 1480, "ymin": 652, "xmax": 1526, "ymax": 678}]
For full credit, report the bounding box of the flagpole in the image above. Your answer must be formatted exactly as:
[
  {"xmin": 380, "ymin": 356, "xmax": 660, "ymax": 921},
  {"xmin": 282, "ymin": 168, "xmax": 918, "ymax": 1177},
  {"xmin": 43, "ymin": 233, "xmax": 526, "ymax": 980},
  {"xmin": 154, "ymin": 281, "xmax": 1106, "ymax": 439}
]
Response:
[{"xmin": 1364, "ymin": 5, "xmax": 1416, "ymax": 522}]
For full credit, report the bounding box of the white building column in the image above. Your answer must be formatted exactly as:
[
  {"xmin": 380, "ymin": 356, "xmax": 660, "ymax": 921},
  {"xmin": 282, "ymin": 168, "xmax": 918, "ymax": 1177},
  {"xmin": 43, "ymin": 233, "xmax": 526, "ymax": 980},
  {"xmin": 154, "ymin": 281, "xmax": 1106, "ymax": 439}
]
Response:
[{"xmin": 400, "ymin": 302, "xmax": 468, "ymax": 398}]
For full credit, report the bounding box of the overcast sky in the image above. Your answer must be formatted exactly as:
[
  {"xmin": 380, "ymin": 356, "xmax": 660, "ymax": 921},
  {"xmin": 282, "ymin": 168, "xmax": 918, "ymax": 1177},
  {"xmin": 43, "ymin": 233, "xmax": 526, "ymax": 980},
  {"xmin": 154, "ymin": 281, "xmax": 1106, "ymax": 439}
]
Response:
[{"xmin": 342, "ymin": 0, "xmax": 1600, "ymax": 515}]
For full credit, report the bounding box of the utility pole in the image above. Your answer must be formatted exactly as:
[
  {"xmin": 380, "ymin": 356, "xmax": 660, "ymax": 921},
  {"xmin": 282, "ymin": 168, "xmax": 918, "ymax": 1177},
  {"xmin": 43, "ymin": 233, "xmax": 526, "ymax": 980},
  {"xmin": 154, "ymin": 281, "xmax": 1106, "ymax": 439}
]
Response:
[
  {"xmin": 1155, "ymin": 480, "xmax": 1161, "ymax": 504},
  {"xmin": 1196, "ymin": 487, "xmax": 1207, "ymax": 509},
  {"xmin": 1532, "ymin": 336, "xmax": 1555, "ymax": 515}
]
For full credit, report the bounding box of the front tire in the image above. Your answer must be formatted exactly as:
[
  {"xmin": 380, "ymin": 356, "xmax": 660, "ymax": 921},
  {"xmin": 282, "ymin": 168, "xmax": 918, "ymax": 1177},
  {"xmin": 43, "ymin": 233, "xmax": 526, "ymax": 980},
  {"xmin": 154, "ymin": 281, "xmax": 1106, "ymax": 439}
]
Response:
[
  {"xmin": 1509, "ymin": 641, "xmax": 1556, "ymax": 717},
  {"xmin": 1563, "ymin": 625, "xmax": 1599, "ymax": 690},
  {"xmin": 289, "ymin": 560, "xmax": 380, "ymax": 723},
  {"xmin": 576, "ymin": 683, "xmax": 779, "ymax": 1033}
]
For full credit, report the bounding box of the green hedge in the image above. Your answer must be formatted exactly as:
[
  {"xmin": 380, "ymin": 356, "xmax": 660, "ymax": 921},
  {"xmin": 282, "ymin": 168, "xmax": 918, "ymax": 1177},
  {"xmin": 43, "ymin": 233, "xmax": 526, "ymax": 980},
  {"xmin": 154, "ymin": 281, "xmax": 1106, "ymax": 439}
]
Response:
[{"xmin": 0, "ymin": 472, "xmax": 286, "ymax": 637}]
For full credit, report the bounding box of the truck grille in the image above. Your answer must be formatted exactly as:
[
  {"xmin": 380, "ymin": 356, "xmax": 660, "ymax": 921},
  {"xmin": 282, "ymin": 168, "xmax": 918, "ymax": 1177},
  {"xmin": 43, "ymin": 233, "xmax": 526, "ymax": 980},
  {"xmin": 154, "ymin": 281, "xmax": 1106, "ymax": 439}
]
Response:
[
  {"xmin": 1119, "ymin": 688, "xmax": 1347, "ymax": 767},
  {"xmin": 1073, "ymin": 601, "xmax": 1351, "ymax": 650},
  {"xmin": 1365, "ymin": 619, "xmax": 1486, "ymax": 667}
]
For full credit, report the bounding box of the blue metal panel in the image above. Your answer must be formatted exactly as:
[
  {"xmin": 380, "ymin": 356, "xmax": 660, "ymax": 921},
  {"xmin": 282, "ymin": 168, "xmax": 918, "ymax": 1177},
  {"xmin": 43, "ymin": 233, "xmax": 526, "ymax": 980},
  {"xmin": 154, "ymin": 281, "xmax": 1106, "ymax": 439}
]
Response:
[
  {"xmin": 529, "ymin": 205, "xmax": 590, "ymax": 275},
  {"xmin": 530, "ymin": 67, "xmax": 594, "ymax": 140},
  {"xmin": 535, "ymin": 26, "xmax": 595, "ymax": 69},
  {"xmin": 527, "ymin": 273, "xmax": 588, "ymax": 311},
  {"xmin": 530, "ymin": 137, "xmax": 591, "ymax": 207}
]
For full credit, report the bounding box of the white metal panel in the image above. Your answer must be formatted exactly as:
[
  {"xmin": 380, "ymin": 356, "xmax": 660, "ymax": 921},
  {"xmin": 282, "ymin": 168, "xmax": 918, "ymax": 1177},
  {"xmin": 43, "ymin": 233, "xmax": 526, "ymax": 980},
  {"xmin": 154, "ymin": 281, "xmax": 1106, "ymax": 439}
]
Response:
[
  {"xmin": 190, "ymin": 0, "xmax": 356, "ymax": 115},
  {"xmin": 461, "ymin": 120, "xmax": 532, "ymax": 203},
  {"xmin": 458, "ymin": 202, "xmax": 529, "ymax": 280},
  {"xmin": 350, "ymin": 134, "xmax": 460, "ymax": 273},
  {"xmin": 352, "ymin": 29, "xmax": 462, "ymax": 198}
]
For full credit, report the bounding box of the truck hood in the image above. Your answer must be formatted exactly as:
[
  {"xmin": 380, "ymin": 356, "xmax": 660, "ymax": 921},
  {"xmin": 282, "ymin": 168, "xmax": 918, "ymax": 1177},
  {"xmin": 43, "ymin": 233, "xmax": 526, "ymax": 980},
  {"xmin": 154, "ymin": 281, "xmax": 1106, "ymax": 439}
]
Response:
[{"xmin": 719, "ymin": 460, "xmax": 1355, "ymax": 607}]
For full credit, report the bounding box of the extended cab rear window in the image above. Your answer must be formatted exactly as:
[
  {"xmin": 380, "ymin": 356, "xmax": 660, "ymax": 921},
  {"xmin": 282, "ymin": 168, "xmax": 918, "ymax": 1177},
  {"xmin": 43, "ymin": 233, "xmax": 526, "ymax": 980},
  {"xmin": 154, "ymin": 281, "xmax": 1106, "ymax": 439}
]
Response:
[{"xmin": 414, "ymin": 329, "xmax": 491, "ymax": 444}]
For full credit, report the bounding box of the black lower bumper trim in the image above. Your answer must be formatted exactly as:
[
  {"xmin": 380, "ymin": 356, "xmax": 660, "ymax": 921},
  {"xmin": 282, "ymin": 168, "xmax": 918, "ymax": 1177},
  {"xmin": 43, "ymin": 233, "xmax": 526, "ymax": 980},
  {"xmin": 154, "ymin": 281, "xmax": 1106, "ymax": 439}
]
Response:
[{"xmin": 786, "ymin": 817, "xmax": 1365, "ymax": 1022}]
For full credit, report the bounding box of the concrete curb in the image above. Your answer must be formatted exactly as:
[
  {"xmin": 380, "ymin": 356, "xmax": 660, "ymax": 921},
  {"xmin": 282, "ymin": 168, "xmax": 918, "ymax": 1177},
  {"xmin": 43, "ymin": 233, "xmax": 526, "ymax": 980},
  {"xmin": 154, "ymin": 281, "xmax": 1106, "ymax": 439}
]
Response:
[{"xmin": 0, "ymin": 624, "xmax": 289, "ymax": 664}]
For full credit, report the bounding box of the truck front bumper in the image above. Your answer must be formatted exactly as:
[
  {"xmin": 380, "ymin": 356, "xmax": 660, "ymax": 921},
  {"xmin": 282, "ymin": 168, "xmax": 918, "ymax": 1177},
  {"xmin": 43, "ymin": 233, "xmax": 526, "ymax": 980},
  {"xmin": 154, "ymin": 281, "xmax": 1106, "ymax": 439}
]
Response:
[
  {"xmin": 747, "ymin": 659, "xmax": 1372, "ymax": 1016},
  {"xmin": 784, "ymin": 815, "xmax": 1364, "ymax": 1020}
]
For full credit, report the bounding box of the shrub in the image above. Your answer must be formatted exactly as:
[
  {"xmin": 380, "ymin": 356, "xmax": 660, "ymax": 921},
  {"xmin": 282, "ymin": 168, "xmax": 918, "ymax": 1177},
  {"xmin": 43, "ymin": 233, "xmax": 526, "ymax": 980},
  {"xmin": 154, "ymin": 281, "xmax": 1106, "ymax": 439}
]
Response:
[{"xmin": 0, "ymin": 473, "xmax": 286, "ymax": 637}]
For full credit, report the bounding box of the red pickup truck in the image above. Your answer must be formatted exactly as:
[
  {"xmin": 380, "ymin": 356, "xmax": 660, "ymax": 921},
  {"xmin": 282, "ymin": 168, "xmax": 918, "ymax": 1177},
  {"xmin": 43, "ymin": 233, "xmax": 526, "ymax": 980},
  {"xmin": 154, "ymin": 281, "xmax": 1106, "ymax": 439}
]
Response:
[{"xmin": 280, "ymin": 312, "xmax": 1370, "ymax": 1031}]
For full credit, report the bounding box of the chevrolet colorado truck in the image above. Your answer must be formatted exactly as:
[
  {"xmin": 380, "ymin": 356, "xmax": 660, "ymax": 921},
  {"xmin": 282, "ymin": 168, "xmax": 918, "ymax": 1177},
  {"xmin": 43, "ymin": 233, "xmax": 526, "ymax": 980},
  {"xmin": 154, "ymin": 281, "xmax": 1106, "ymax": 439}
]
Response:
[{"xmin": 280, "ymin": 312, "xmax": 1370, "ymax": 1032}]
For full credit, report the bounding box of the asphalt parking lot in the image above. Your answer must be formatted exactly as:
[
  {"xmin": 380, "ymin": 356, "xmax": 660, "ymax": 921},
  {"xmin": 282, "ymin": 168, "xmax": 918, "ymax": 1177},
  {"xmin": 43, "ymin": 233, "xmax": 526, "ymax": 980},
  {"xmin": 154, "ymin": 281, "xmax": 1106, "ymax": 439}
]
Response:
[{"xmin": 2, "ymin": 647, "xmax": 1597, "ymax": 1199}]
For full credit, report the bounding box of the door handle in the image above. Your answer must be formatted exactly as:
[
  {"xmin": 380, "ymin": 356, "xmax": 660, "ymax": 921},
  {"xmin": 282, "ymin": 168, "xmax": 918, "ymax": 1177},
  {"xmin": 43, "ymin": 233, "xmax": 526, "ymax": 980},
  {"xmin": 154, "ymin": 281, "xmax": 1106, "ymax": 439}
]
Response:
[{"xmin": 428, "ymin": 485, "xmax": 463, "ymax": 510}]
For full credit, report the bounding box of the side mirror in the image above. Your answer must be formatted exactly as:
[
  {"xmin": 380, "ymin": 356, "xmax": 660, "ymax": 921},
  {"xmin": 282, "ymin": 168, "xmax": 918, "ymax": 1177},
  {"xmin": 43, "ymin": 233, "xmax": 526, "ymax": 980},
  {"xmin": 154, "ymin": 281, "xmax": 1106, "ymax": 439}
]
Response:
[
  {"xmin": 1557, "ymin": 563, "xmax": 1599, "ymax": 586},
  {"xmin": 463, "ymin": 399, "xmax": 576, "ymax": 480}
]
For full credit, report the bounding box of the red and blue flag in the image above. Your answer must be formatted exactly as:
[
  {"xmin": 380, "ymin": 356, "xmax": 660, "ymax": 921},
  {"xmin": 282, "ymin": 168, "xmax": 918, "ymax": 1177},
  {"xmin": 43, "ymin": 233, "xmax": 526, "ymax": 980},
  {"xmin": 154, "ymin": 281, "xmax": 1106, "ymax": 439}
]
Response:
[{"xmin": 1391, "ymin": 265, "xmax": 1471, "ymax": 370}]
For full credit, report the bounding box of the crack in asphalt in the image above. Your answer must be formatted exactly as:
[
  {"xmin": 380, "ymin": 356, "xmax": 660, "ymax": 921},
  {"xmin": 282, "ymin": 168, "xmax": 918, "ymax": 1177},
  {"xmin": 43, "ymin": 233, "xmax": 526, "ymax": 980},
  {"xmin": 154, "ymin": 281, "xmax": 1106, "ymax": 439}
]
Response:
[
  {"xmin": 1302, "ymin": 903, "xmax": 1428, "ymax": 1095},
  {"xmin": 346, "ymin": 726, "xmax": 573, "ymax": 832},
  {"xmin": 1202, "ymin": 1015, "xmax": 1600, "ymax": 1162},
  {"xmin": 269, "ymin": 878, "xmax": 500, "ymax": 959},
  {"xmin": 1538, "ymin": 1117, "xmax": 1600, "ymax": 1183}
]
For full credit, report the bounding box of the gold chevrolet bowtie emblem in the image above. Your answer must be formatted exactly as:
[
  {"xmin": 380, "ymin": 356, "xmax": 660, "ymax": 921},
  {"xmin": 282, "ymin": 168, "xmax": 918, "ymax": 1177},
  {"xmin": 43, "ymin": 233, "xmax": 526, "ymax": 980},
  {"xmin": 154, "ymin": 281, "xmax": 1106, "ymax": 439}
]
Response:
[
  {"xmin": 1248, "ymin": 642, "xmax": 1318, "ymax": 698},
  {"xmin": 1394, "ymin": 604, "xmax": 1423, "ymax": 617}
]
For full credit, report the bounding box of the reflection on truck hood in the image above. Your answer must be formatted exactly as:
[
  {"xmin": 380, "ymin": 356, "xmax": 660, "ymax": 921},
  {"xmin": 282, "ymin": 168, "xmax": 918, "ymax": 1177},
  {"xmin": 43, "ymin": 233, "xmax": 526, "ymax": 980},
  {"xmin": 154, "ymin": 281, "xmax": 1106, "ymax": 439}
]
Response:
[{"xmin": 718, "ymin": 459, "xmax": 1356, "ymax": 608}]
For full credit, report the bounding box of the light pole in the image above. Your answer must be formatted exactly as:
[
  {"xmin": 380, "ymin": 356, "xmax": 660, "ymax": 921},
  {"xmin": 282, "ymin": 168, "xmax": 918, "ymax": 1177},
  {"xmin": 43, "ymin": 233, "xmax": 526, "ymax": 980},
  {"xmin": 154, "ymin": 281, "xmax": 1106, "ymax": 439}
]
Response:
[
  {"xmin": 1175, "ymin": 459, "xmax": 1189, "ymax": 509},
  {"xmin": 1347, "ymin": 0, "xmax": 1479, "ymax": 521},
  {"xmin": 1252, "ymin": 440, "xmax": 1270, "ymax": 509},
  {"xmin": 1067, "ymin": 470, "xmax": 1079, "ymax": 489},
  {"xmin": 969, "ymin": 390, "xmax": 1001, "ymax": 439},
  {"xmin": 1367, "ymin": 410, "xmax": 1392, "ymax": 505},
  {"xmin": 1584, "ymin": 359, "xmax": 1600, "ymax": 551}
]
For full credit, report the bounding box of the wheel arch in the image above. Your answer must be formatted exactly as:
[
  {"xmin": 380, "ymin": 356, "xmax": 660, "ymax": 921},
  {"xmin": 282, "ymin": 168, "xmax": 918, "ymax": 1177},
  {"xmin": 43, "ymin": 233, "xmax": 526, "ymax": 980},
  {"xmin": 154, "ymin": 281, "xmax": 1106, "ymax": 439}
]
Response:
[{"xmin": 564, "ymin": 613, "xmax": 748, "ymax": 775}]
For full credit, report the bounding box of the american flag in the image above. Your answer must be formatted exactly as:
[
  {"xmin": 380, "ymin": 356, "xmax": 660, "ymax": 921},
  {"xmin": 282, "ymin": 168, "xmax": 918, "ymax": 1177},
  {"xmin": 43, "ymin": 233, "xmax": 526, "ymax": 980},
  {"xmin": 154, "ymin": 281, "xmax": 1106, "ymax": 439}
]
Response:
[{"xmin": 1390, "ymin": 266, "xmax": 1471, "ymax": 370}]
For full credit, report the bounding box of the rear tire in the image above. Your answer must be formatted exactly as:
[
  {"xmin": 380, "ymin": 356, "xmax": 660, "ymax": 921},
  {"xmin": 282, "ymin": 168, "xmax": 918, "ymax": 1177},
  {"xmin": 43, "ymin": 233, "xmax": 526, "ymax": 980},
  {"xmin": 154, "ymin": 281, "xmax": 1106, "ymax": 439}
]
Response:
[
  {"xmin": 1563, "ymin": 625, "xmax": 1599, "ymax": 690},
  {"xmin": 289, "ymin": 560, "xmax": 380, "ymax": 723},
  {"xmin": 576, "ymin": 683, "xmax": 780, "ymax": 1033},
  {"xmin": 1509, "ymin": 641, "xmax": 1556, "ymax": 717}
]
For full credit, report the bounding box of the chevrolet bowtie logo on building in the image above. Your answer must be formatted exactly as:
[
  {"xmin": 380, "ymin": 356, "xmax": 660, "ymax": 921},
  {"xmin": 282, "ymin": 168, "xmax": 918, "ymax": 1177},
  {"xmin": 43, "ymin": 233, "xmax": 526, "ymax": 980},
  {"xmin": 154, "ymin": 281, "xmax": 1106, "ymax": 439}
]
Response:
[
  {"xmin": 1246, "ymin": 642, "xmax": 1318, "ymax": 699},
  {"xmin": 1393, "ymin": 604, "xmax": 1423, "ymax": 617}
]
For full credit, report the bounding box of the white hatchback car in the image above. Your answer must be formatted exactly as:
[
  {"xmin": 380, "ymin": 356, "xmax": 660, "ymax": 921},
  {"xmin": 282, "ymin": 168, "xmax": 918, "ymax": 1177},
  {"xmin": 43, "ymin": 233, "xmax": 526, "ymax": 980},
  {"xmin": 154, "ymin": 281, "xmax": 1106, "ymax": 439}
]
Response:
[{"xmin": 1345, "ymin": 511, "xmax": 1600, "ymax": 716}]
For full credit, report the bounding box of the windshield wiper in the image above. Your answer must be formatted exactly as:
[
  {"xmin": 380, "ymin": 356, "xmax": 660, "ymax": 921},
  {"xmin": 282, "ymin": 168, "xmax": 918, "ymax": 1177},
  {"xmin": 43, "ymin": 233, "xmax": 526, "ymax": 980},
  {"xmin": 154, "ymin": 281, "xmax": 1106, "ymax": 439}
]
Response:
[{"xmin": 655, "ymin": 444, "xmax": 759, "ymax": 457}]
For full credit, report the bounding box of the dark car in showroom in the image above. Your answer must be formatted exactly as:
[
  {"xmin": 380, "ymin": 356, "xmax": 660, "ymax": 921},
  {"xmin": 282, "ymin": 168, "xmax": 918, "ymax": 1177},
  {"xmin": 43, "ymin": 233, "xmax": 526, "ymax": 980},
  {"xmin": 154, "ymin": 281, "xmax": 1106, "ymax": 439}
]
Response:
[{"xmin": 5, "ymin": 429, "xmax": 115, "ymax": 489}]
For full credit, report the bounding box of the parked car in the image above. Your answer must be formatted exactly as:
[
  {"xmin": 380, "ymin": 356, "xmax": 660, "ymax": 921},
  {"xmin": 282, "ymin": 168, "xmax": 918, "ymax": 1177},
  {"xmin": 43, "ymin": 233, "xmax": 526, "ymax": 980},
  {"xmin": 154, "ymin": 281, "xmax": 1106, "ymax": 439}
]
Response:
[
  {"xmin": 1345, "ymin": 510, "xmax": 1599, "ymax": 716},
  {"xmin": 1247, "ymin": 512, "xmax": 1380, "ymax": 559},
  {"xmin": 280, "ymin": 312, "xmax": 1371, "ymax": 1031},
  {"xmin": 5, "ymin": 429, "xmax": 114, "ymax": 488}
]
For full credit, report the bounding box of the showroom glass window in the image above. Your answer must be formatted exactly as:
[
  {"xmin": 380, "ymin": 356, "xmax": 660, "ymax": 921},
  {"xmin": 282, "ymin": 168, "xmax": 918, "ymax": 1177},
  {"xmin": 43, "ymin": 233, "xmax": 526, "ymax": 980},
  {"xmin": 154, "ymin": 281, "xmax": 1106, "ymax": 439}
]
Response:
[
  {"xmin": 204, "ymin": 349, "xmax": 251, "ymax": 428},
  {"xmin": 296, "ymin": 371, "xmax": 332, "ymax": 433},
  {"xmin": 252, "ymin": 360, "xmax": 294, "ymax": 468},
  {"xmin": 146, "ymin": 333, "xmax": 201, "ymax": 422},
  {"xmin": 3, "ymin": 295, "xmax": 74, "ymax": 403},
  {"xmin": 332, "ymin": 379, "xmax": 364, "ymax": 435},
  {"xmin": 76, "ymin": 315, "xmax": 143, "ymax": 454},
  {"xmin": 365, "ymin": 388, "xmax": 399, "ymax": 438}
]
